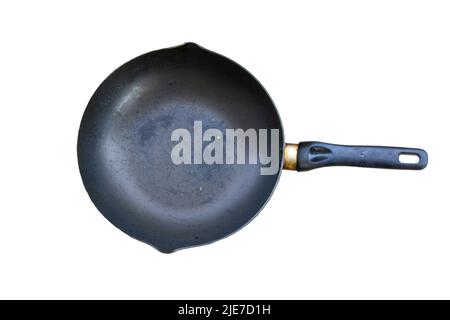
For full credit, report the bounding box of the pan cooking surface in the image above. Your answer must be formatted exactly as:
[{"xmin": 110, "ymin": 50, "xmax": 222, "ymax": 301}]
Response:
[{"xmin": 78, "ymin": 44, "xmax": 283, "ymax": 252}]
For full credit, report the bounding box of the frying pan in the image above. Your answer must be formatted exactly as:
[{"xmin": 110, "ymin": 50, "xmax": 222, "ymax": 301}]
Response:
[{"xmin": 78, "ymin": 43, "xmax": 428, "ymax": 253}]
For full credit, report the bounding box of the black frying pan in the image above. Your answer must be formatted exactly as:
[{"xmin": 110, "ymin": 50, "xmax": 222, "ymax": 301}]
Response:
[{"xmin": 78, "ymin": 43, "xmax": 427, "ymax": 253}]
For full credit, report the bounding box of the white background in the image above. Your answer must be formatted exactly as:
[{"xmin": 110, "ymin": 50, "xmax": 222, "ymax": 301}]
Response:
[{"xmin": 0, "ymin": 1, "xmax": 449, "ymax": 299}]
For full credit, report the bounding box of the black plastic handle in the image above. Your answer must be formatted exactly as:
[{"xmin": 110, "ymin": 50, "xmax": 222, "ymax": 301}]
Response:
[{"xmin": 297, "ymin": 141, "xmax": 428, "ymax": 171}]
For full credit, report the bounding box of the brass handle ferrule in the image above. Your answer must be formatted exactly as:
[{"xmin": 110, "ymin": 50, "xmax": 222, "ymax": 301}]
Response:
[{"xmin": 283, "ymin": 143, "xmax": 298, "ymax": 170}]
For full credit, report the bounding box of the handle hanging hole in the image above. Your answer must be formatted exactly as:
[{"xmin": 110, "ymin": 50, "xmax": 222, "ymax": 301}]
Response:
[{"xmin": 399, "ymin": 153, "xmax": 420, "ymax": 164}]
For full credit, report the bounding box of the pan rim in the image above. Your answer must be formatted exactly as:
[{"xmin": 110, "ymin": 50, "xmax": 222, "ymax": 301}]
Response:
[{"xmin": 77, "ymin": 42, "xmax": 286, "ymax": 253}]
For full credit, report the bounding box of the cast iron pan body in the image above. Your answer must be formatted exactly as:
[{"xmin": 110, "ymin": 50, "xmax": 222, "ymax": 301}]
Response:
[{"xmin": 78, "ymin": 43, "xmax": 284, "ymax": 253}]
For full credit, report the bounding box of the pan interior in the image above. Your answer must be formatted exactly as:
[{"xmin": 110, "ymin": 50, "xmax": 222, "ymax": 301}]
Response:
[{"xmin": 78, "ymin": 44, "xmax": 284, "ymax": 252}]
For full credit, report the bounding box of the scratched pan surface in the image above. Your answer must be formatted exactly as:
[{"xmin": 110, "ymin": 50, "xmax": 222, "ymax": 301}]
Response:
[{"xmin": 77, "ymin": 43, "xmax": 284, "ymax": 253}]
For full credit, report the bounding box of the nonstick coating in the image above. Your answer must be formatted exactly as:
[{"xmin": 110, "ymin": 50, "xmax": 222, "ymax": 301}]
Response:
[{"xmin": 78, "ymin": 43, "xmax": 284, "ymax": 252}]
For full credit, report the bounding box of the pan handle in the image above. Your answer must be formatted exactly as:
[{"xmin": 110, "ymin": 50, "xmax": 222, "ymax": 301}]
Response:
[{"xmin": 284, "ymin": 142, "xmax": 428, "ymax": 171}]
